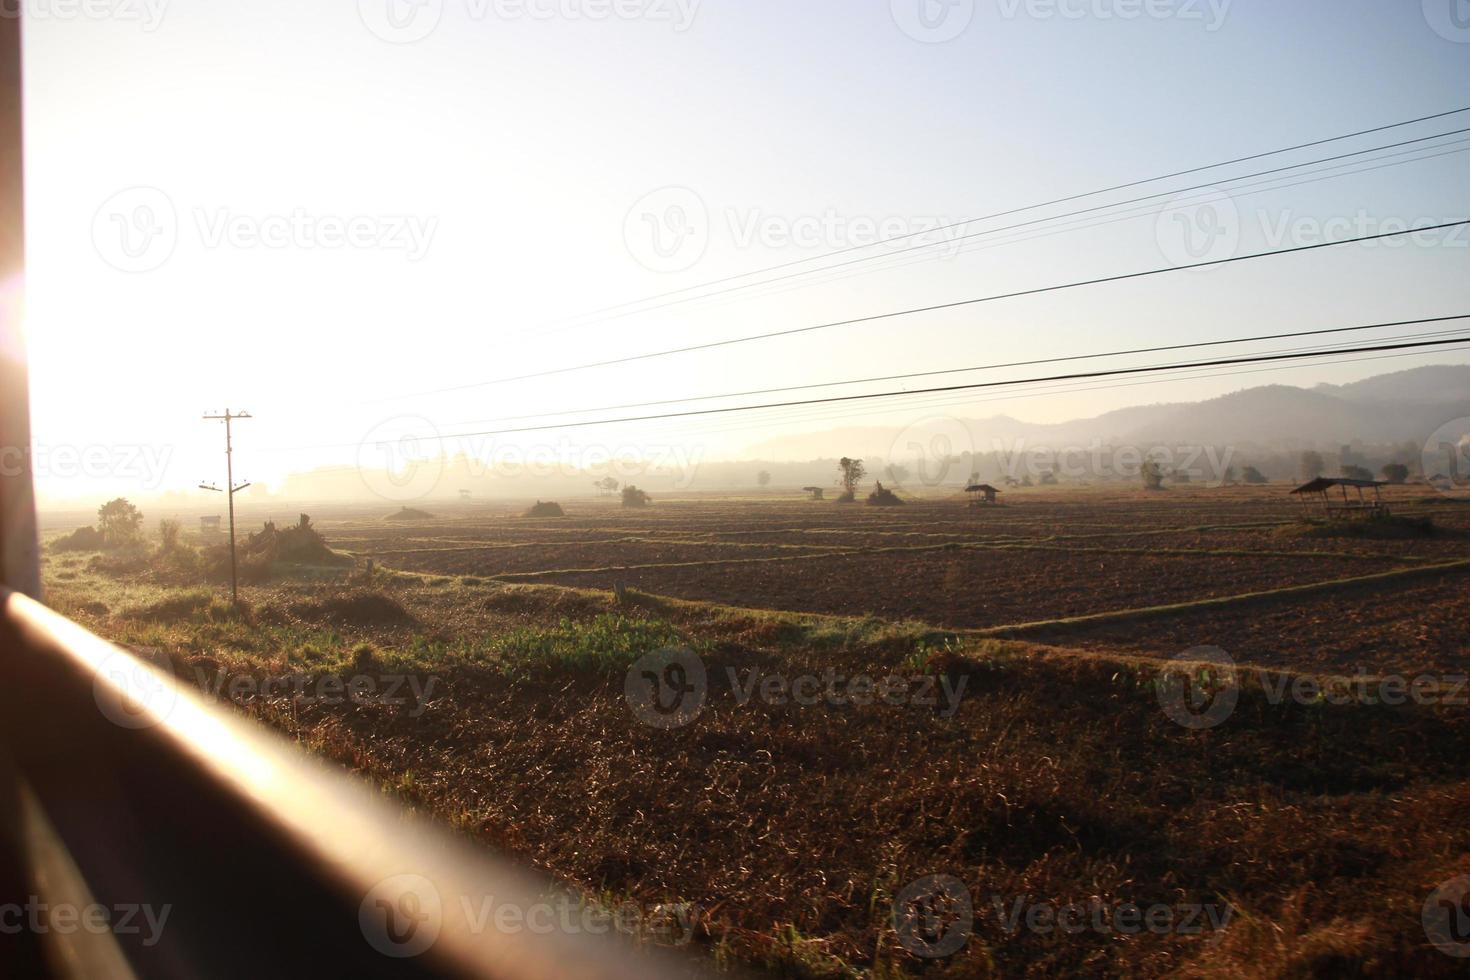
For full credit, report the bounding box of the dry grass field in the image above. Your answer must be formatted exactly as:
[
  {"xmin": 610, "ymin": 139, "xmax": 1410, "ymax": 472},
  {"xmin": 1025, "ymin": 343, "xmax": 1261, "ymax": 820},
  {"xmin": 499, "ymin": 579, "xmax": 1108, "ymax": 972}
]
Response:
[{"xmin": 41, "ymin": 484, "xmax": 1470, "ymax": 977}]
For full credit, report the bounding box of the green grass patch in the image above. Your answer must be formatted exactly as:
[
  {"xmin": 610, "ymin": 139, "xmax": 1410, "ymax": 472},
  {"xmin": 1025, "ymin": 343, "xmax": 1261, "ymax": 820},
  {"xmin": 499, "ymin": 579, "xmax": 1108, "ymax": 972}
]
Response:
[
  {"xmin": 120, "ymin": 588, "xmax": 244, "ymax": 625},
  {"xmin": 343, "ymin": 607, "xmax": 693, "ymax": 676},
  {"xmin": 493, "ymin": 613, "xmax": 686, "ymax": 674}
]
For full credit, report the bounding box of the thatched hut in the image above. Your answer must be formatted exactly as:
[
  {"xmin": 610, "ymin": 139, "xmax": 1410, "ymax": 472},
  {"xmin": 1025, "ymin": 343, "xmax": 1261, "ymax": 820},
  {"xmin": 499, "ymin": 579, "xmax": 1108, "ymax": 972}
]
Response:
[
  {"xmin": 1289, "ymin": 477, "xmax": 1388, "ymax": 519},
  {"xmin": 965, "ymin": 483, "xmax": 1001, "ymax": 507}
]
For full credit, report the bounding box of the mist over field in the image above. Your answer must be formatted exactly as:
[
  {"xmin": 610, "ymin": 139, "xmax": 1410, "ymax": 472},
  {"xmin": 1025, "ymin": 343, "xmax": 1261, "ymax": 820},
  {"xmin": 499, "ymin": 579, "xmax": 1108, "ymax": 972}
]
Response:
[{"xmin": 34, "ymin": 364, "xmax": 1468, "ymax": 517}]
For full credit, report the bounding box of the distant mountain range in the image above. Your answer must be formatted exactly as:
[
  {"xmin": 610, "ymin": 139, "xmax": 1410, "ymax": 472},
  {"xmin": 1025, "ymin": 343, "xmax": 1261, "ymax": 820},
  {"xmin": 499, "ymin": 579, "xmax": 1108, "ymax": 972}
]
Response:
[{"xmin": 744, "ymin": 365, "xmax": 1470, "ymax": 460}]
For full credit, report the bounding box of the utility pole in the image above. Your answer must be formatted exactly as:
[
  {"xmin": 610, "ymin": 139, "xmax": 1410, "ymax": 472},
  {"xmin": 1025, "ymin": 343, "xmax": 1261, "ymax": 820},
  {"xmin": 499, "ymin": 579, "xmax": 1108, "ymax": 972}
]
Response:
[{"xmin": 201, "ymin": 410, "xmax": 252, "ymax": 604}]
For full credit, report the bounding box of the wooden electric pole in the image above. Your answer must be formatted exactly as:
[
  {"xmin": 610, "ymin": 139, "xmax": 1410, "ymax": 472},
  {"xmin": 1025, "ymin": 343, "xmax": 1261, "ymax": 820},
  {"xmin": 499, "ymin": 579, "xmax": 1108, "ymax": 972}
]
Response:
[{"xmin": 201, "ymin": 410, "xmax": 252, "ymax": 604}]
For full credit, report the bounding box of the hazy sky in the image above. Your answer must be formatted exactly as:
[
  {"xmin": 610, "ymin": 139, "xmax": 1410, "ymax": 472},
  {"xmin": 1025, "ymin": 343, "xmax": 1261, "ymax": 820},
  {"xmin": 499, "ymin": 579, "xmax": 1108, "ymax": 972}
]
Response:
[{"xmin": 20, "ymin": 0, "xmax": 1470, "ymax": 502}]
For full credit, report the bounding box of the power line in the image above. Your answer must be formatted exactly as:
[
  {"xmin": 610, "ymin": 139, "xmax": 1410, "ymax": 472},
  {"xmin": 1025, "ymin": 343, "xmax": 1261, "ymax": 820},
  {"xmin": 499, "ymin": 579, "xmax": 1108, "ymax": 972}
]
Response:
[
  {"xmin": 396, "ymin": 218, "xmax": 1470, "ymax": 395},
  {"xmin": 269, "ymin": 314, "xmax": 1470, "ymax": 454},
  {"xmin": 657, "ymin": 139, "xmax": 1470, "ymax": 323},
  {"xmin": 603, "ymin": 334, "xmax": 1470, "ymax": 445},
  {"xmin": 260, "ymin": 340, "xmax": 1470, "ymax": 480},
  {"xmin": 532, "ymin": 105, "xmax": 1470, "ymax": 330},
  {"xmin": 365, "ymin": 332, "xmax": 1470, "ymax": 445},
  {"xmin": 200, "ymin": 409, "xmax": 252, "ymax": 605},
  {"xmin": 539, "ymin": 126, "xmax": 1470, "ymax": 332},
  {"xmin": 415, "ymin": 314, "xmax": 1470, "ymax": 430}
]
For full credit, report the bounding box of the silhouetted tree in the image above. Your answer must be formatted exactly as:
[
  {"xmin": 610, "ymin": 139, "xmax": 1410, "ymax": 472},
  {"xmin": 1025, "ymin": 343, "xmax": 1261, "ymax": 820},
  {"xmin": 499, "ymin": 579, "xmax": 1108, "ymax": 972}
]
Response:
[
  {"xmin": 1381, "ymin": 463, "xmax": 1409, "ymax": 484},
  {"xmin": 97, "ymin": 498, "xmax": 143, "ymax": 548},
  {"xmin": 757, "ymin": 470, "xmax": 771, "ymax": 487},
  {"xmin": 1299, "ymin": 450, "xmax": 1326, "ymax": 481},
  {"xmin": 837, "ymin": 457, "xmax": 866, "ymax": 501},
  {"xmin": 157, "ymin": 519, "xmax": 182, "ymax": 552}
]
